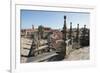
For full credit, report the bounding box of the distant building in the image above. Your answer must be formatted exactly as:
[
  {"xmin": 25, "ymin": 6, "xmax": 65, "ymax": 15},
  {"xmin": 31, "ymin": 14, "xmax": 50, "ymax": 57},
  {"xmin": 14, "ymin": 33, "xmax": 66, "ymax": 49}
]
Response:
[
  {"xmin": 21, "ymin": 25, "xmax": 52, "ymax": 39},
  {"xmin": 21, "ymin": 25, "xmax": 37, "ymax": 38}
]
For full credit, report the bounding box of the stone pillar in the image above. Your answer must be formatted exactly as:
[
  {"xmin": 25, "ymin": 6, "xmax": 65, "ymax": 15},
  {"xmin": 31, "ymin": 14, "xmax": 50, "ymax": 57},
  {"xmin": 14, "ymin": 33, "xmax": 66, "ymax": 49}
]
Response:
[
  {"xmin": 62, "ymin": 16, "xmax": 67, "ymax": 41},
  {"xmin": 83, "ymin": 25, "xmax": 86, "ymax": 35},
  {"xmin": 76, "ymin": 24, "xmax": 79, "ymax": 42},
  {"xmin": 69, "ymin": 22, "xmax": 72, "ymax": 44},
  {"xmin": 76, "ymin": 24, "xmax": 80, "ymax": 49},
  {"xmin": 60, "ymin": 16, "xmax": 67, "ymax": 57}
]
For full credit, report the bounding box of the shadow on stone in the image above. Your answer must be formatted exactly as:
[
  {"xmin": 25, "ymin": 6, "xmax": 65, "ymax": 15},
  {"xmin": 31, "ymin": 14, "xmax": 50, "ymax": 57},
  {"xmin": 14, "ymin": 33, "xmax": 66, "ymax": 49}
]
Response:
[{"xmin": 47, "ymin": 54, "xmax": 64, "ymax": 61}]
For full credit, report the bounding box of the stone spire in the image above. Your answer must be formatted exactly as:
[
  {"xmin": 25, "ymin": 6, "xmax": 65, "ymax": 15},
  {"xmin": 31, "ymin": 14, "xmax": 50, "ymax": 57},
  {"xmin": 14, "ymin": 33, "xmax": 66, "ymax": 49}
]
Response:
[
  {"xmin": 62, "ymin": 15, "xmax": 67, "ymax": 41},
  {"xmin": 64, "ymin": 15, "xmax": 66, "ymax": 25},
  {"xmin": 59, "ymin": 16, "xmax": 67, "ymax": 57},
  {"xmin": 75, "ymin": 24, "xmax": 80, "ymax": 49},
  {"xmin": 76, "ymin": 24, "xmax": 79, "ymax": 43},
  {"xmin": 82, "ymin": 25, "xmax": 86, "ymax": 39},
  {"xmin": 69, "ymin": 22, "xmax": 72, "ymax": 39}
]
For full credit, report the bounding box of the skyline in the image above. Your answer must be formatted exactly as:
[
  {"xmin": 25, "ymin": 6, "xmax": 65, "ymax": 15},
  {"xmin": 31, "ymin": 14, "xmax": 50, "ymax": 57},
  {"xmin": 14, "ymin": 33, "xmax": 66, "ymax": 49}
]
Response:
[{"xmin": 21, "ymin": 10, "xmax": 90, "ymax": 29}]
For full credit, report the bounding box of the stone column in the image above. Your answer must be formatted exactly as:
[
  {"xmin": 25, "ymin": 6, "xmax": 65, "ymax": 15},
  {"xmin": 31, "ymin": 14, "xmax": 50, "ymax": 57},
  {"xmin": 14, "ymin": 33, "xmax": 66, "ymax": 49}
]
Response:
[
  {"xmin": 60, "ymin": 16, "xmax": 67, "ymax": 57},
  {"xmin": 69, "ymin": 22, "xmax": 72, "ymax": 44},
  {"xmin": 62, "ymin": 16, "xmax": 67, "ymax": 40},
  {"xmin": 76, "ymin": 24, "xmax": 80, "ymax": 49}
]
